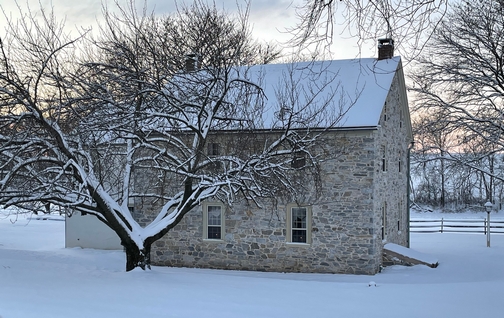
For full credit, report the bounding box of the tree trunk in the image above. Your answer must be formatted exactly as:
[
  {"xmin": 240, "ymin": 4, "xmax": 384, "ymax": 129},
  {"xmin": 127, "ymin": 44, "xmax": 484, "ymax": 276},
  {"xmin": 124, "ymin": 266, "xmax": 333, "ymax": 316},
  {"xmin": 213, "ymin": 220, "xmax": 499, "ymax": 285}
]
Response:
[{"xmin": 124, "ymin": 242, "xmax": 151, "ymax": 272}]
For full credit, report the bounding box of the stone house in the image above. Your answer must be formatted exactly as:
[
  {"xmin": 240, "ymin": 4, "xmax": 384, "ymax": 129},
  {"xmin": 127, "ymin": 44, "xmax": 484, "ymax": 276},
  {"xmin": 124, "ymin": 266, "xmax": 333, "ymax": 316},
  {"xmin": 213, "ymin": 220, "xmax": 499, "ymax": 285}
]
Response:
[
  {"xmin": 65, "ymin": 39, "xmax": 413, "ymax": 275},
  {"xmin": 143, "ymin": 40, "xmax": 412, "ymax": 275}
]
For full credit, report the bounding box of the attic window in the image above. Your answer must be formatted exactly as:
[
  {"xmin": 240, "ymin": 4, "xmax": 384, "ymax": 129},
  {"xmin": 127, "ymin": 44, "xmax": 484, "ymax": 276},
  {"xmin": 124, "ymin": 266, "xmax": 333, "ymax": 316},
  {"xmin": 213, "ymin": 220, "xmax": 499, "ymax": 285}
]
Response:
[
  {"xmin": 207, "ymin": 143, "xmax": 222, "ymax": 171},
  {"xmin": 291, "ymin": 147, "xmax": 306, "ymax": 169},
  {"xmin": 207, "ymin": 143, "xmax": 220, "ymax": 156},
  {"xmin": 383, "ymin": 103, "xmax": 387, "ymax": 122}
]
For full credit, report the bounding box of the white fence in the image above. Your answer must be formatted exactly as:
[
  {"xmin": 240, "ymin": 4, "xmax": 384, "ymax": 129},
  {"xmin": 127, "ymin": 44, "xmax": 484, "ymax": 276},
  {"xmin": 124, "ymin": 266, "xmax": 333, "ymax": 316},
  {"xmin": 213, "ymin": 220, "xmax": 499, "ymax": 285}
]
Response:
[{"xmin": 410, "ymin": 219, "xmax": 504, "ymax": 234}]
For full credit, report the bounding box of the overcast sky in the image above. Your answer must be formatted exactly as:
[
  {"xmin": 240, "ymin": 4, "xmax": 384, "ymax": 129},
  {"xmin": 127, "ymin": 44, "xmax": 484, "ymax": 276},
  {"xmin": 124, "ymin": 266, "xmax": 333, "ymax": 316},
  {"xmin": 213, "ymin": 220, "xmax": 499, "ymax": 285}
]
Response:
[{"xmin": 0, "ymin": 0, "xmax": 372, "ymax": 59}]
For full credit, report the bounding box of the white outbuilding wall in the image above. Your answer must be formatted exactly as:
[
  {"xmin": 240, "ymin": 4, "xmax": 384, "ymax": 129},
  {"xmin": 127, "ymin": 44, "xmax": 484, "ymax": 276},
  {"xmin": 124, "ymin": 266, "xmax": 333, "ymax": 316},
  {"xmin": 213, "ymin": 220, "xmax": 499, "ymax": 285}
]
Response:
[{"xmin": 65, "ymin": 212, "xmax": 122, "ymax": 250}]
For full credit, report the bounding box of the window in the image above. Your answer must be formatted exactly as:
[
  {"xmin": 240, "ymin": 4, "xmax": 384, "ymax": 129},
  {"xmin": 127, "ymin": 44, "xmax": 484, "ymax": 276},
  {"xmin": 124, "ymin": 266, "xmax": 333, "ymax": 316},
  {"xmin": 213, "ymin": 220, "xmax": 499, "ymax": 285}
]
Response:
[
  {"xmin": 291, "ymin": 151, "xmax": 306, "ymax": 169},
  {"xmin": 381, "ymin": 146, "xmax": 387, "ymax": 172},
  {"xmin": 383, "ymin": 102, "xmax": 387, "ymax": 122},
  {"xmin": 207, "ymin": 143, "xmax": 222, "ymax": 170},
  {"xmin": 398, "ymin": 150, "xmax": 402, "ymax": 173},
  {"xmin": 207, "ymin": 143, "xmax": 220, "ymax": 156},
  {"xmin": 397, "ymin": 202, "xmax": 401, "ymax": 231},
  {"xmin": 203, "ymin": 202, "xmax": 224, "ymax": 240},
  {"xmin": 381, "ymin": 202, "xmax": 387, "ymax": 240},
  {"xmin": 286, "ymin": 204, "xmax": 312, "ymax": 244}
]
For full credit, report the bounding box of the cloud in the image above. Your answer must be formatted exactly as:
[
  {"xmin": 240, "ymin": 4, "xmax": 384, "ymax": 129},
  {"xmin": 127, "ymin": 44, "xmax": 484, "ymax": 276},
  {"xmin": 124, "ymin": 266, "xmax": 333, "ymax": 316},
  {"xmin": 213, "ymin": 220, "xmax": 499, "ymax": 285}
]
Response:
[
  {"xmin": 0, "ymin": 1, "xmax": 370, "ymax": 64},
  {"xmin": 0, "ymin": 0, "xmax": 303, "ymax": 51}
]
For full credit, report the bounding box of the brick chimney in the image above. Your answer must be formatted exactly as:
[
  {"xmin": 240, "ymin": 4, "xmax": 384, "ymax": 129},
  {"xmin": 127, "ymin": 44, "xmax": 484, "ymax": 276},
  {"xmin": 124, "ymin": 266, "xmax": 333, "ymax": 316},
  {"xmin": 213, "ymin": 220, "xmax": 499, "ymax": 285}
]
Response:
[
  {"xmin": 377, "ymin": 38, "xmax": 394, "ymax": 60},
  {"xmin": 184, "ymin": 53, "xmax": 198, "ymax": 72}
]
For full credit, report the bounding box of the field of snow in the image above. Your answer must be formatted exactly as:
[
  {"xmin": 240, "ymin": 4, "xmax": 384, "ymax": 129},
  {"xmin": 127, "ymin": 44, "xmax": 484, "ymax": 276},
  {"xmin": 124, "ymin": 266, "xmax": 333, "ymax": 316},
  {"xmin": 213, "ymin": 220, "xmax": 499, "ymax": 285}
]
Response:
[
  {"xmin": 411, "ymin": 206, "xmax": 504, "ymax": 220},
  {"xmin": 1, "ymin": 210, "xmax": 504, "ymax": 317}
]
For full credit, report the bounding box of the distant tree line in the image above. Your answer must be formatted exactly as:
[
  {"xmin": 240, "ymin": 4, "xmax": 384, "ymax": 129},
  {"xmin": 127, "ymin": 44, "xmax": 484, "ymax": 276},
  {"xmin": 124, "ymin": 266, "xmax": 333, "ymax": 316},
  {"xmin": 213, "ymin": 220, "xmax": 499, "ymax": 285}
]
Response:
[{"xmin": 410, "ymin": 152, "xmax": 504, "ymax": 211}]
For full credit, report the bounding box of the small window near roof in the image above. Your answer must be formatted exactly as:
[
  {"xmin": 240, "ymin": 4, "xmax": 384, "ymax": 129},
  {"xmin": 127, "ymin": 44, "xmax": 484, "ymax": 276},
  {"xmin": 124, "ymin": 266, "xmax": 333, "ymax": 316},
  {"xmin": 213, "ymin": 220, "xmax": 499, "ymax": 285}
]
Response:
[
  {"xmin": 207, "ymin": 143, "xmax": 220, "ymax": 156},
  {"xmin": 291, "ymin": 152, "xmax": 306, "ymax": 168},
  {"xmin": 207, "ymin": 143, "xmax": 222, "ymax": 170}
]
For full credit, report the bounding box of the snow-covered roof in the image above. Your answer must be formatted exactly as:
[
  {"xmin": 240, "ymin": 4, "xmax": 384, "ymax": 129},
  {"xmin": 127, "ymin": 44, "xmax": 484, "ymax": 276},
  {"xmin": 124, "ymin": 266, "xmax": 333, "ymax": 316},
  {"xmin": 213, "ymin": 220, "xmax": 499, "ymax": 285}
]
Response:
[{"xmin": 244, "ymin": 57, "xmax": 401, "ymax": 129}]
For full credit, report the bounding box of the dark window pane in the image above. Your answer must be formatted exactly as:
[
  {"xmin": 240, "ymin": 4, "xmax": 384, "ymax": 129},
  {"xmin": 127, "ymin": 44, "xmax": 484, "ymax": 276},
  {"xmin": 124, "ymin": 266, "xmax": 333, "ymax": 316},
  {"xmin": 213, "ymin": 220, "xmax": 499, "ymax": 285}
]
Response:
[
  {"xmin": 208, "ymin": 226, "xmax": 221, "ymax": 239},
  {"xmin": 208, "ymin": 143, "xmax": 220, "ymax": 156},
  {"xmin": 291, "ymin": 154, "xmax": 306, "ymax": 168},
  {"xmin": 292, "ymin": 229, "xmax": 307, "ymax": 243},
  {"xmin": 291, "ymin": 207, "xmax": 307, "ymax": 229}
]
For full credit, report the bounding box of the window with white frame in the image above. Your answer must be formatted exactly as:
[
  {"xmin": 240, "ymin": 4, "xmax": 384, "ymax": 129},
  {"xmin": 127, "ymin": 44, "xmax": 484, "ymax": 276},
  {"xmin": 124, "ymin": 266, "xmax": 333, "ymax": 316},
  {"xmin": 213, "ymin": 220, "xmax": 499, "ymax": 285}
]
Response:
[
  {"xmin": 286, "ymin": 204, "xmax": 312, "ymax": 244},
  {"xmin": 203, "ymin": 202, "xmax": 224, "ymax": 240}
]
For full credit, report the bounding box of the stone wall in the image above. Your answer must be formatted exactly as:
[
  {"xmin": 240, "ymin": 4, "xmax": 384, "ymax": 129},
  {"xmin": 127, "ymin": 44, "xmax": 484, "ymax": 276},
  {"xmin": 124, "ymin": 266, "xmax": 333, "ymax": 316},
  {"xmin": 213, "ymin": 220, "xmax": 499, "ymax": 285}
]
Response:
[{"xmin": 146, "ymin": 129, "xmax": 383, "ymax": 274}]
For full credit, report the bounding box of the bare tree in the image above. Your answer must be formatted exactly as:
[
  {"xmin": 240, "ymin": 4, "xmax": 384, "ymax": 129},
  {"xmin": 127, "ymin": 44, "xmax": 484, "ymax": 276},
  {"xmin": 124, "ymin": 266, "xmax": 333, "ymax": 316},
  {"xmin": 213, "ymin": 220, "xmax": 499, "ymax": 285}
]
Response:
[
  {"xmin": 289, "ymin": 0, "xmax": 448, "ymax": 59},
  {"xmin": 0, "ymin": 1, "xmax": 342, "ymax": 271},
  {"xmin": 410, "ymin": 0, "xmax": 504, "ymax": 207}
]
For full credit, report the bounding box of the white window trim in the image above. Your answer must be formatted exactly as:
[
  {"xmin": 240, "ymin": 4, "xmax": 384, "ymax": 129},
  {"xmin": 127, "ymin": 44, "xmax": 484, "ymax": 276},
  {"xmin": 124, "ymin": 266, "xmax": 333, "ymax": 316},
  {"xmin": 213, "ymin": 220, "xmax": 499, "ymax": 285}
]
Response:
[
  {"xmin": 286, "ymin": 203, "xmax": 312, "ymax": 245},
  {"xmin": 202, "ymin": 202, "xmax": 225, "ymax": 242}
]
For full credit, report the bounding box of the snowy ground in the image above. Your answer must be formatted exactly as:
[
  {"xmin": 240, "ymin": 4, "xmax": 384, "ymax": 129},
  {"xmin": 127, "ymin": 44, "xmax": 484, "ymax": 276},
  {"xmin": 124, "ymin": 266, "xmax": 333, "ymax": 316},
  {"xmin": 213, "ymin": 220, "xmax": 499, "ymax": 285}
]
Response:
[
  {"xmin": 1, "ymin": 210, "xmax": 504, "ymax": 318},
  {"xmin": 411, "ymin": 206, "xmax": 504, "ymax": 220}
]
